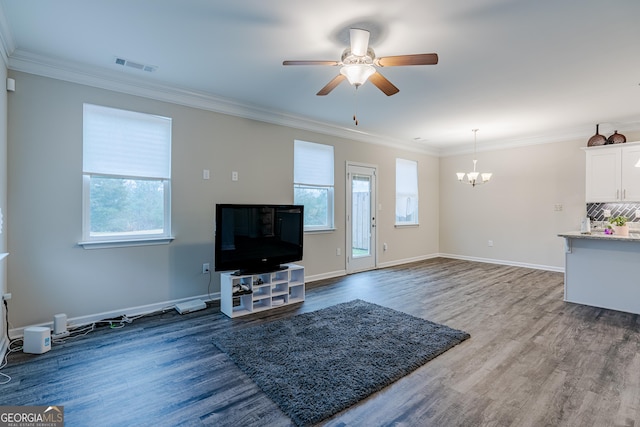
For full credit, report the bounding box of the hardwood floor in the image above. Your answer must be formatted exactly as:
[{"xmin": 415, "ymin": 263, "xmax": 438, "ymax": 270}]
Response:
[{"xmin": 2, "ymin": 258, "xmax": 639, "ymax": 426}]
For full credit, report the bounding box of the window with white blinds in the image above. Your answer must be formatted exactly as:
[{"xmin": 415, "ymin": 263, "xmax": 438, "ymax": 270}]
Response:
[
  {"xmin": 81, "ymin": 104, "xmax": 173, "ymax": 247},
  {"xmin": 294, "ymin": 140, "xmax": 334, "ymax": 231},
  {"xmin": 395, "ymin": 158, "xmax": 419, "ymax": 225}
]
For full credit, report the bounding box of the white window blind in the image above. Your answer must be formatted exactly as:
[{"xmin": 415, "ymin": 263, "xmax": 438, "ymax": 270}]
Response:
[
  {"xmin": 83, "ymin": 104, "xmax": 172, "ymax": 178},
  {"xmin": 396, "ymin": 158, "xmax": 419, "ymax": 224},
  {"xmin": 294, "ymin": 140, "xmax": 335, "ymax": 231},
  {"xmin": 294, "ymin": 140, "xmax": 334, "ymax": 186},
  {"xmin": 81, "ymin": 104, "xmax": 173, "ymax": 247}
]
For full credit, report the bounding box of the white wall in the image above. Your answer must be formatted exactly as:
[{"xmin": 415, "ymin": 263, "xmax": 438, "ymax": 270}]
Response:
[
  {"xmin": 6, "ymin": 71, "xmax": 440, "ymax": 329},
  {"xmin": 439, "ymin": 132, "xmax": 640, "ymax": 270}
]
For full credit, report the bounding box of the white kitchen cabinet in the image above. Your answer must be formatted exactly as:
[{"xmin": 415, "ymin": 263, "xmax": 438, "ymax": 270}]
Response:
[
  {"xmin": 620, "ymin": 144, "xmax": 640, "ymax": 201},
  {"xmin": 585, "ymin": 142, "xmax": 640, "ymax": 202}
]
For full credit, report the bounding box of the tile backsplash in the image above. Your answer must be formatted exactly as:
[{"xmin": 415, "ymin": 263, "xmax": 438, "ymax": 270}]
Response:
[{"xmin": 587, "ymin": 203, "xmax": 640, "ymax": 222}]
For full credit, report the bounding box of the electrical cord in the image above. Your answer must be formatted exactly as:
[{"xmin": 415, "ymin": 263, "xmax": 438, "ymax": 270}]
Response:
[
  {"xmin": 53, "ymin": 310, "xmax": 164, "ymax": 343},
  {"xmin": 1, "ymin": 299, "xmax": 199, "ymax": 382},
  {"xmin": 1, "ymin": 299, "xmax": 22, "ymax": 384},
  {"xmin": 3, "ymin": 299, "xmax": 7, "ymax": 341},
  {"xmin": 207, "ymin": 270, "xmax": 213, "ymax": 303},
  {"xmin": 0, "ymin": 338, "xmax": 23, "ymax": 384}
]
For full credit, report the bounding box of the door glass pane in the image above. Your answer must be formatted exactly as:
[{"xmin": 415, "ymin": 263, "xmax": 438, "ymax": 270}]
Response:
[{"xmin": 352, "ymin": 175, "xmax": 371, "ymax": 258}]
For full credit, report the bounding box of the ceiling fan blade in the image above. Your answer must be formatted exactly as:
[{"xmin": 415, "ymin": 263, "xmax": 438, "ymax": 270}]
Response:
[
  {"xmin": 316, "ymin": 74, "xmax": 346, "ymax": 96},
  {"xmin": 368, "ymin": 72, "xmax": 399, "ymax": 96},
  {"xmin": 283, "ymin": 60, "xmax": 340, "ymax": 66},
  {"xmin": 376, "ymin": 53, "xmax": 439, "ymax": 67},
  {"xmin": 350, "ymin": 28, "xmax": 370, "ymax": 56}
]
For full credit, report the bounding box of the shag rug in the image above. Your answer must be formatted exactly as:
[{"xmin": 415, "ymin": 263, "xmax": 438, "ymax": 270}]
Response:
[{"xmin": 212, "ymin": 299, "xmax": 470, "ymax": 426}]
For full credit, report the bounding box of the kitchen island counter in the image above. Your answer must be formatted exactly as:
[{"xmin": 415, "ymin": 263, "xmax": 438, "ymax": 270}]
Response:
[
  {"xmin": 558, "ymin": 230, "xmax": 640, "ymax": 242},
  {"xmin": 558, "ymin": 231, "xmax": 640, "ymax": 315}
]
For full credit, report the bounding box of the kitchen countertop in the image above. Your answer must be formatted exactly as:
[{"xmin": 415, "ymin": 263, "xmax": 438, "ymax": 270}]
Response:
[{"xmin": 558, "ymin": 230, "xmax": 640, "ymax": 242}]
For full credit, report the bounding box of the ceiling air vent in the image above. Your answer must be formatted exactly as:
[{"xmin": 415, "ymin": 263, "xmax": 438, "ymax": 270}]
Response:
[{"xmin": 114, "ymin": 57, "xmax": 157, "ymax": 73}]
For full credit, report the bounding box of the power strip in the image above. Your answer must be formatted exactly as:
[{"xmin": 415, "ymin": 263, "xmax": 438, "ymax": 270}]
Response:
[{"xmin": 174, "ymin": 299, "xmax": 207, "ymax": 314}]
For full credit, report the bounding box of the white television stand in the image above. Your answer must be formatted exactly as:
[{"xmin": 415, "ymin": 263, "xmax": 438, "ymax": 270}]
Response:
[{"xmin": 220, "ymin": 264, "xmax": 305, "ymax": 318}]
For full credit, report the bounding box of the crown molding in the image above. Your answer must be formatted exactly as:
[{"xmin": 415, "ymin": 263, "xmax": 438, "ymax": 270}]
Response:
[
  {"xmin": 6, "ymin": 48, "xmax": 640, "ymax": 157},
  {"xmin": 6, "ymin": 49, "xmax": 440, "ymax": 156},
  {"xmin": 437, "ymin": 122, "xmax": 640, "ymax": 157},
  {"xmin": 9, "ymin": 48, "xmax": 638, "ymax": 158}
]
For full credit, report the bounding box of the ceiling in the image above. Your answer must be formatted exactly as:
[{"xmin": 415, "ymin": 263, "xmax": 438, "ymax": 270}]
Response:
[{"xmin": 1, "ymin": 0, "xmax": 640, "ymax": 155}]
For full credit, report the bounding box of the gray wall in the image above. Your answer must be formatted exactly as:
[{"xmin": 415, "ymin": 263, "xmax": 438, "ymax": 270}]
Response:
[
  {"xmin": 7, "ymin": 71, "xmax": 439, "ymax": 329},
  {"xmin": 9, "ymin": 70, "xmax": 627, "ymax": 331},
  {"xmin": 439, "ymin": 132, "xmax": 640, "ymax": 269}
]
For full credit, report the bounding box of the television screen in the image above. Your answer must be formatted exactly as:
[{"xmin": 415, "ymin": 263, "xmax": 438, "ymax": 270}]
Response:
[{"xmin": 214, "ymin": 204, "xmax": 304, "ymax": 274}]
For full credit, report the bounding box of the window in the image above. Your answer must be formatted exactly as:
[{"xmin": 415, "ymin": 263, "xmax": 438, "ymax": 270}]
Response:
[
  {"xmin": 294, "ymin": 140, "xmax": 334, "ymax": 231},
  {"xmin": 395, "ymin": 158, "xmax": 419, "ymax": 225},
  {"xmin": 81, "ymin": 104, "xmax": 172, "ymax": 247}
]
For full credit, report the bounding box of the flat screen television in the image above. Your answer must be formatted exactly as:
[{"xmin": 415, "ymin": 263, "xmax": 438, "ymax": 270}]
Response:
[{"xmin": 214, "ymin": 204, "xmax": 304, "ymax": 274}]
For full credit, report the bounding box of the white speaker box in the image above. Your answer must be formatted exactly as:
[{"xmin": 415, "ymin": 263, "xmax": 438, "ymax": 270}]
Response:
[{"xmin": 23, "ymin": 326, "xmax": 51, "ymax": 354}]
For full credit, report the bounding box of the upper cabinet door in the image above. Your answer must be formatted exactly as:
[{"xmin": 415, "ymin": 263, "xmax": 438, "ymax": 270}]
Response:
[
  {"xmin": 621, "ymin": 145, "xmax": 640, "ymax": 201},
  {"xmin": 586, "ymin": 147, "xmax": 621, "ymax": 202}
]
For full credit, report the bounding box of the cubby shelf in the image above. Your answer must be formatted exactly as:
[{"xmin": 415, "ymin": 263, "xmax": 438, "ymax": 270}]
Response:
[{"xmin": 220, "ymin": 264, "xmax": 305, "ymax": 318}]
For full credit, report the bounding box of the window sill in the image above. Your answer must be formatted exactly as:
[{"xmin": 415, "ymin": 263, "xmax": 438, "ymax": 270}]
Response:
[
  {"xmin": 304, "ymin": 228, "xmax": 336, "ymax": 234},
  {"xmin": 78, "ymin": 236, "xmax": 175, "ymax": 249},
  {"xmin": 394, "ymin": 223, "xmax": 419, "ymax": 228}
]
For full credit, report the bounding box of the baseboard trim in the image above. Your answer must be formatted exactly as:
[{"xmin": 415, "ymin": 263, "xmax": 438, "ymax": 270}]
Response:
[
  {"xmin": 305, "ymin": 269, "xmax": 347, "ymax": 283},
  {"xmin": 438, "ymin": 253, "xmax": 564, "ymax": 273},
  {"xmin": 8, "ymin": 255, "xmax": 563, "ymax": 338},
  {"xmin": 8, "ymin": 292, "xmax": 220, "ymax": 339},
  {"xmin": 305, "ymin": 254, "xmax": 442, "ymax": 283},
  {"xmin": 377, "ymin": 253, "xmax": 440, "ymax": 269}
]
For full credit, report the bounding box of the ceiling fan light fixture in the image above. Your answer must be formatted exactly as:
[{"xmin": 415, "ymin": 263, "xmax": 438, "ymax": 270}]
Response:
[{"xmin": 340, "ymin": 64, "xmax": 376, "ymax": 87}]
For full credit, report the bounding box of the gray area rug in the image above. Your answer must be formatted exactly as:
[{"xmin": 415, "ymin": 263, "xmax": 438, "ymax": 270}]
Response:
[{"xmin": 212, "ymin": 299, "xmax": 470, "ymax": 426}]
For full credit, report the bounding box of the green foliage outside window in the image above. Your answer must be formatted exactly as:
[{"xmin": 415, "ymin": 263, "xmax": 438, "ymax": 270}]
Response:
[
  {"xmin": 90, "ymin": 176, "xmax": 164, "ymax": 235},
  {"xmin": 294, "ymin": 186, "xmax": 330, "ymax": 228}
]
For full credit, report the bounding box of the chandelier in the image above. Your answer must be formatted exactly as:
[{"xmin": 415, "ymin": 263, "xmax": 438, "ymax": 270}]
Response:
[{"xmin": 456, "ymin": 129, "xmax": 492, "ymax": 187}]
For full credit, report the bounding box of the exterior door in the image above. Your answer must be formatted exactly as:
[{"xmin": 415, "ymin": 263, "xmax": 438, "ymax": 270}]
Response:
[{"xmin": 346, "ymin": 163, "xmax": 377, "ymax": 274}]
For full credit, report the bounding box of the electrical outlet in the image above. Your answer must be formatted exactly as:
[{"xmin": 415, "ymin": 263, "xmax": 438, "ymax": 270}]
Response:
[
  {"xmin": 488, "ymin": 240, "xmax": 494, "ymax": 247},
  {"xmin": 336, "ymin": 248, "xmax": 341, "ymax": 256},
  {"xmin": 202, "ymin": 263, "xmax": 210, "ymax": 274},
  {"xmin": 231, "ymin": 171, "xmax": 238, "ymax": 181},
  {"xmin": 2, "ymin": 293, "xmax": 11, "ymax": 301},
  {"xmin": 604, "ymin": 209, "xmax": 612, "ymax": 218},
  {"xmin": 635, "ymin": 210, "xmax": 640, "ymax": 219}
]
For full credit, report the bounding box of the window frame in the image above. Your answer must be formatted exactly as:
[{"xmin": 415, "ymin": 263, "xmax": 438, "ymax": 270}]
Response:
[
  {"xmin": 293, "ymin": 183, "xmax": 335, "ymax": 232},
  {"xmin": 395, "ymin": 158, "xmax": 419, "ymax": 226},
  {"xmin": 293, "ymin": 140, "xmax": 335, "ymax": 232},
  {"xmin": 79, "ymin": 104, "xmax": 174, "ymax": 249}
]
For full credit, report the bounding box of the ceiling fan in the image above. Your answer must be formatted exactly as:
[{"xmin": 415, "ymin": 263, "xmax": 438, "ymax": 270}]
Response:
[{"xmin": 283, "ymin": 28, "xmax": 438, "ymax": 96}]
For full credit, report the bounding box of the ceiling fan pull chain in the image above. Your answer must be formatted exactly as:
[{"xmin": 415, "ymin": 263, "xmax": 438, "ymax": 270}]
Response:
[{"xmin": 353, "ymin": 87, "xmax": 359, "ymax": 126}]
